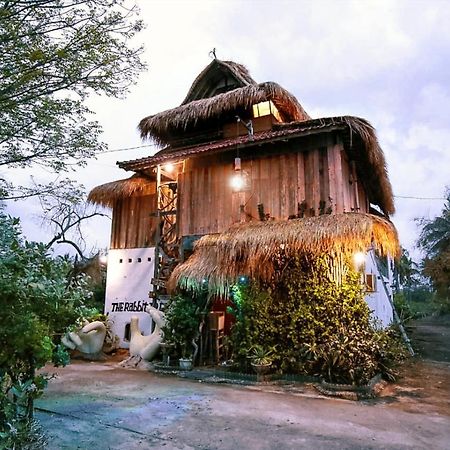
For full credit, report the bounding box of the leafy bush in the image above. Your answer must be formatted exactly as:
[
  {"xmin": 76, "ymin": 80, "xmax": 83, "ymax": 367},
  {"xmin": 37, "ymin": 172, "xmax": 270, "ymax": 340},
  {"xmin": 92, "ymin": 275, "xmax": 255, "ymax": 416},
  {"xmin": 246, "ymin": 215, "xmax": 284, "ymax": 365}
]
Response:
[
  {"xmin": 0, "ymin": 212, "xmax": 94, "ymax": 447},
  {"xmin": 163, "ymin": 293, "xmax": 207, "ymax": 359},
  {"xmin": 229, "ymin": 254, "xmax": 407, "ymax": 384},
  {"xmin": 248, "ymin": 344, "xmax": 277, "ymax": 365},
  {"xmin": 394, "ymin": 293, "xmax": 416, "ymax": 322},
  {"xmin": 395, "ymin": 289, "xmax": 448, "ymax": 320},
  {"xmin": 431, "ymin": 294, "xmax": 450, "ymax": 315}
]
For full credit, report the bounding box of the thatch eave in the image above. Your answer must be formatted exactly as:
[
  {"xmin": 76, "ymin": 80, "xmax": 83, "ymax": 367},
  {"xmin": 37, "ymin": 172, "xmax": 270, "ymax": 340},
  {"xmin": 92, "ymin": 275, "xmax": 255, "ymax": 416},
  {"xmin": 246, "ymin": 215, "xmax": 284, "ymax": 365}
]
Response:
[
  {"xmin": 87, "ymin": 174, "xmax": 155, "ymax": 208},
  {"xmin": 139, "ymin": 82, "xmax": 310, "ymax": 146},
  {"xmin": 168, "ymin": 213, "xmax": 400, "ymax": 295}
]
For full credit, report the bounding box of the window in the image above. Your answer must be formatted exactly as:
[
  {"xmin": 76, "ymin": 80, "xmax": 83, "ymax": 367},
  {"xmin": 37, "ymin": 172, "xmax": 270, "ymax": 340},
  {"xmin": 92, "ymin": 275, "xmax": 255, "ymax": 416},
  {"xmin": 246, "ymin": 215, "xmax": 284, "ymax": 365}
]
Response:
[
  {"xmin": 252, "ymin": 100, "xmax": 282, "ymax": 121},
  {"xmin": 365, "ymin": 274, "xmax": 377, "ymax": 292}
]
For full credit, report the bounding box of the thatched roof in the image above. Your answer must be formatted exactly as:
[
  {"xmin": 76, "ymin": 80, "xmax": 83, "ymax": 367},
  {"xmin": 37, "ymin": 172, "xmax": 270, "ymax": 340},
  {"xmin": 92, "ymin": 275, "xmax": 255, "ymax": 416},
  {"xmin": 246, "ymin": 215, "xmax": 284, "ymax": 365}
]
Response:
[
  {"xmin": 168, "ymin": 213, "xmax": 400, "ymax": 295},
  {"xmin": 139, "ymin": 81, "xmax": 310, "ymax": 147},
  {"xmin": 122, "ymin": 116, "xmax": 395, "ymax": 216},
  {"xmin": 87, "ymin": 174, "xmax": 155, "ymax": 208},
  {"xmin": 181, "ymin": 59, "xmax": 257, "ymax": 104}
]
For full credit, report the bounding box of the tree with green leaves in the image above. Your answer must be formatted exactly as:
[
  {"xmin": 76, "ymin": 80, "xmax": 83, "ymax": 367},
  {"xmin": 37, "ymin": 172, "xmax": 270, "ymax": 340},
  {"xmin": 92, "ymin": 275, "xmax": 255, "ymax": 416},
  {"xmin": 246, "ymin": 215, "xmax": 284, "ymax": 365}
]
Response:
[
  {"xmin": 0, "ymin": 3, "xmax": 146, "ymax": 444},
  {"xmin": 394, "ymin": 247, "xmax": 420, "ymax": 291},
  {"xmin": 417, "ymin": 188, "xmax": 450, "ymax": 304},
  {"xmin": 0, "ymin": 0, "xmax": 145, "ymax": 199}
]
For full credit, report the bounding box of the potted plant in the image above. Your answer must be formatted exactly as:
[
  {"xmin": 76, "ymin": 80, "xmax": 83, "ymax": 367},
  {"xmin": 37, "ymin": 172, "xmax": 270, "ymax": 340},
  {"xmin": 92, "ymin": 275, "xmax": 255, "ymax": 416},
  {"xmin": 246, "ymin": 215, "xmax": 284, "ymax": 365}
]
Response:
[
  {"xmin": 249, "ymin": 345, "xmax": 275, "ymax": 380},
  {"xmin": 162, "ymin": 295, "xmax": 201, "ymax": 371}
]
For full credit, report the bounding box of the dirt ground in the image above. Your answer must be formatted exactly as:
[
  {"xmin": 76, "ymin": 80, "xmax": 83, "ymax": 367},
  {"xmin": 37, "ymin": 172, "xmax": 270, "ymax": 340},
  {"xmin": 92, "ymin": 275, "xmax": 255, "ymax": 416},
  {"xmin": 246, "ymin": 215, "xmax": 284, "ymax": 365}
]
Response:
[
  {"xmin": 378, "ymin": 315, "xmax": 450, "ymax": 417},
  {"xmin": 36, "ymin": 315, "xmax": 450, "ymax": 449}
]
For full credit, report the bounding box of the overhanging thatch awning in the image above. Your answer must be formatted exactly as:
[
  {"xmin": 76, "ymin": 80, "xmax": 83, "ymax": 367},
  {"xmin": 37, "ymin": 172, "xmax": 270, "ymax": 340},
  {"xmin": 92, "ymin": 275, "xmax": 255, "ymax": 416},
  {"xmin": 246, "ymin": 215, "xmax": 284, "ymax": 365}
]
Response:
[
  {"xmin": 168, "ymin": 213, "xmax": 400, "ymax": 295},
  {"xmin": 87, "ymin": 174, "xmax": 155, "ymax": 208}
]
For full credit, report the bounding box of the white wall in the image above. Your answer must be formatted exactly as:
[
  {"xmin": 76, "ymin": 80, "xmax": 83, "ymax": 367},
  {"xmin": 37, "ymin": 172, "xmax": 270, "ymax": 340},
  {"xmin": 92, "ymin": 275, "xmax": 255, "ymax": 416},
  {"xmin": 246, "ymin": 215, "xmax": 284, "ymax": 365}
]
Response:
[
  {"xmin": 363, "ymin": 250, "xmax": 394, "ymax": 328},
  {"xmin": 104, "ymin": 248, "xmax": 155, "ymax": 348}
]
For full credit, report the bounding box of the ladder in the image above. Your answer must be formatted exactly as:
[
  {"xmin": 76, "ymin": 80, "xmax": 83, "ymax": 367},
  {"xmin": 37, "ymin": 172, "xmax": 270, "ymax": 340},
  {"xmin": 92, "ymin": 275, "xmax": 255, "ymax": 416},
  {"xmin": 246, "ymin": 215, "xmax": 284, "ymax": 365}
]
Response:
[{"xmin": 151, "ymin": 165, "xmax": 180, "ymax": 309}]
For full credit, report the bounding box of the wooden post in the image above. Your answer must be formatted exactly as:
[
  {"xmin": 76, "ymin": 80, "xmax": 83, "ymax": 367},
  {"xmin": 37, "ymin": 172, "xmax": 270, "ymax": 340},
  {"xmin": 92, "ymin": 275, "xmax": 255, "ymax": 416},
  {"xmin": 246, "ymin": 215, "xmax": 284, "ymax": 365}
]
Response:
[
  {"xmin": 333, "ymin": 142, "xmax": 344, "ymax": 213},
  {"xmin": 326, "ymin": 139, "xmax": 337, "ymax": 213},
  {"xmin": 153, "ymin": 165, "xmax": 162, "ymax": 288},
  {"xmin": 351, "ymin": 160, "xmax": 360, "ymax": 212}
]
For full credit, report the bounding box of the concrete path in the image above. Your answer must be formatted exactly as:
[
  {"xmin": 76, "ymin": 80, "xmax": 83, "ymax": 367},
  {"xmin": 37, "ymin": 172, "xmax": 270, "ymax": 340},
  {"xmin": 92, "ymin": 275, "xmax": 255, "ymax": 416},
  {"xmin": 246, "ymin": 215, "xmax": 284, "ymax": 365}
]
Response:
[
  {"xmin": 36, "ymin": 316, "xmax": 450, "ymax": 449},
  {"xmin": 36, "ymin": 363, "xmax": 449, "ymax": 449}
]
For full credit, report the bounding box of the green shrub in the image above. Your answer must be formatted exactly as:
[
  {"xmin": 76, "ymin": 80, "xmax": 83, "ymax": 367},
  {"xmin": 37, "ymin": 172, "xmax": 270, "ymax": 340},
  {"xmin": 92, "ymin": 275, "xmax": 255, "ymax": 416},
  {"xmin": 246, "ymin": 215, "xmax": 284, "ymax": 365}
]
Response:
[
  {"xmin": 229, "ymin": 254, "xmax": 407, "ymax": 384},
  {"xmin": 394, "ymin": 292, "xmax": 415, "ymax": 322},
  {"xmin": 432, "ymin": 295, "xmax": 450, "ymax": 315},
  {"xmin": 163, "ymin": 293, "xmax": 207, "ymax": 359},
  {"xmin": 0, "ymin": 211, "xmax": 94, "ymax": 447}
]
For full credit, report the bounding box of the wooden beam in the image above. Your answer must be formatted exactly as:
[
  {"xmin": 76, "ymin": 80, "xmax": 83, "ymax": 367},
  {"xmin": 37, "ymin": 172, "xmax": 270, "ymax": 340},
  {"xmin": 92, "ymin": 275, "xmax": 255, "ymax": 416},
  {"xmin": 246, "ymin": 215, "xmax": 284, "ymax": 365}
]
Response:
[{"xmin": 333, "ymin": 143, "xmax": 344, "ymax": 214}]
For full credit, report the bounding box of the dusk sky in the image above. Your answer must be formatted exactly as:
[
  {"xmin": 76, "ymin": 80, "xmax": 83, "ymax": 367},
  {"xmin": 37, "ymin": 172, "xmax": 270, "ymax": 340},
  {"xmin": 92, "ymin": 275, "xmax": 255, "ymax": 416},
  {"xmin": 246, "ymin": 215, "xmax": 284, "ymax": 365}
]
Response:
[{"xmin": 7, "ymin": 0, "xmax": 450, "ymax": 261}]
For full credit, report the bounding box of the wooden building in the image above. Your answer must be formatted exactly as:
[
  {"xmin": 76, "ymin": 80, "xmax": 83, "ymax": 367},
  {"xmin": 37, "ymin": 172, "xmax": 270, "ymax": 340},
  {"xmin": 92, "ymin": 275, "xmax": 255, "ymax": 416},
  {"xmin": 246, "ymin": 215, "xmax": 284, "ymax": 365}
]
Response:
[{"xmin": 89, "ymin": 59, "xmax": 399, "ymax": 346}]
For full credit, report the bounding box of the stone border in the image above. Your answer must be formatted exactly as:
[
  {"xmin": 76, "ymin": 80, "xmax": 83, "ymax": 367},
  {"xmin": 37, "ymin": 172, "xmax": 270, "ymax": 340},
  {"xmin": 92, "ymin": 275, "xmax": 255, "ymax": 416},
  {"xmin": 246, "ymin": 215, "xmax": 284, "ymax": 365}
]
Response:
[{"xmin": 313, "ymin": 374, "xmax": 387, "ymax": 400}]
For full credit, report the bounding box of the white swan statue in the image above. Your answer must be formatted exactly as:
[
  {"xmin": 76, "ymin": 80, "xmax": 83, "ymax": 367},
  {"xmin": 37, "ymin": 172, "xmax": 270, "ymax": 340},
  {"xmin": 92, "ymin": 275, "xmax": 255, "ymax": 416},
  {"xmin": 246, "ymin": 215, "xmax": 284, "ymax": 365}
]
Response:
[
  {"xmin": 121, "ymin": 305, "xmax": 166, "ymax": 367},
  {"xmin": 62, "ymin": 320, "xmax": 107, "ymax": 359}
]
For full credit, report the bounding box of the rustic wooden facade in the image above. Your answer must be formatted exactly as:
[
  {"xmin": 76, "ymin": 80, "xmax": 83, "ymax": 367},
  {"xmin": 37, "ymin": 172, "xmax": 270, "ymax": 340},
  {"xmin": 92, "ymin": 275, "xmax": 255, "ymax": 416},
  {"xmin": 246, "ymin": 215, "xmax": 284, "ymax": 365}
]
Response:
[
  {"xmin": 110, "ymin": 194, "xmax": 157, "ymax": 249},
  {"xmin": 176, "ymin": 137, "xmax": 369, "ymax": 237},
  {"xmin": 88, "ymin": 174, "xmax": 158, "ymax": 249},
  {"xmin": 89, "ymin": 58, "xmax": 397, "ymax": 305}
]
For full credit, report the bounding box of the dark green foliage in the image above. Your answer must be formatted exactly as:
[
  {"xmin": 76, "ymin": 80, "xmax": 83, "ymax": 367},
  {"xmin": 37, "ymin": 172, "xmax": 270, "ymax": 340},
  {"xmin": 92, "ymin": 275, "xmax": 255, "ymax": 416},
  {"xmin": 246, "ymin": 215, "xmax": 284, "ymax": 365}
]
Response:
[
  {"xmin": 229, "ymin": 254, "xmax": 407, "ymax": 385},
  {"xmin": 393, "ymin": 247, "xmax": 436, "ymax": 322},
  {"xmin": 394, "ymin": 293, "xmax": 416, "ymax": 322},
  {"xmin": 417, "ymin": 189, "xmax": 450, "ymax": 304},
  {"xmin": 163, "ymin": 293, "xmax": 208, "ymax": 358},
  {"xmin": 0, "ymin": 211, "xmax": 94, "ymax": 447},
  {"xmin": 91, "ymin": 283, "xmax": 107, "ymax": 313}
]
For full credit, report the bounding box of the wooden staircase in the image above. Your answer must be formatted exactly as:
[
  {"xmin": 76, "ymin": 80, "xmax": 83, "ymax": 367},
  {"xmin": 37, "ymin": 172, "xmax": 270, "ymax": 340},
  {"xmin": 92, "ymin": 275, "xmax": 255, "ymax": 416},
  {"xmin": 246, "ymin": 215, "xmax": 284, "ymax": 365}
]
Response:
[{"xmin": 150, "ymin": 170, "xmax": 180, "ymax": 310}]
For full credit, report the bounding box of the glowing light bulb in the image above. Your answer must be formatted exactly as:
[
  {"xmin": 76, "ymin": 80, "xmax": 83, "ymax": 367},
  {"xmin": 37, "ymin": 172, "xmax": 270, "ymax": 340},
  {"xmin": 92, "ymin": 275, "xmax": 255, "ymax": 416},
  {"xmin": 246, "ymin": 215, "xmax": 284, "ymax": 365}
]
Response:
[
  {"xmin": 353, "ymin": 252, "xmax": 366, "ymax": 267},
  {"xmin": 231, "ymin": 173, "xmax": 244, "ymax": 190},
  {"xmin": 164, "ymin": 163, "xmax": 175, "ymax": 173}
]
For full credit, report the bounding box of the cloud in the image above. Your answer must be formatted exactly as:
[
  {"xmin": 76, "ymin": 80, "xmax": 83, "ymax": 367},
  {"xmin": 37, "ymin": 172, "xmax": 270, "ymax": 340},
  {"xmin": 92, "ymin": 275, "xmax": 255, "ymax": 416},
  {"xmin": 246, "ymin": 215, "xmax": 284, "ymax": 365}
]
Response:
[{"xmin": 5, "ymin": 0, "xmax": 449, "ymax": 264}]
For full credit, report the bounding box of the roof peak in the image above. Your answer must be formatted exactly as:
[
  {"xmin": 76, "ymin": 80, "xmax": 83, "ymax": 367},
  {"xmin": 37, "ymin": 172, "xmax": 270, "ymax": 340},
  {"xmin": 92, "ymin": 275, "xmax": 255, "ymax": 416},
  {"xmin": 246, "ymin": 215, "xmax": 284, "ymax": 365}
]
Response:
[{"xmin": 181, "ymin": 59, "xmax": 257, "ymax": 105}]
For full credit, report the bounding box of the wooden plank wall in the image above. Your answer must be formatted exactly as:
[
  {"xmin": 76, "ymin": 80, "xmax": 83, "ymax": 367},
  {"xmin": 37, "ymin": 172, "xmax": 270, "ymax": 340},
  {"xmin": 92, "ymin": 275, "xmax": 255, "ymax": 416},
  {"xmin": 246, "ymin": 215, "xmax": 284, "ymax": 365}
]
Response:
[
  {"xmin": 177, "ymin": 143, "xmax": 367, "ymax": 237},
  {"xmin": 110, "ymin": 194, "xmax": 158, "ymax": 249}
]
